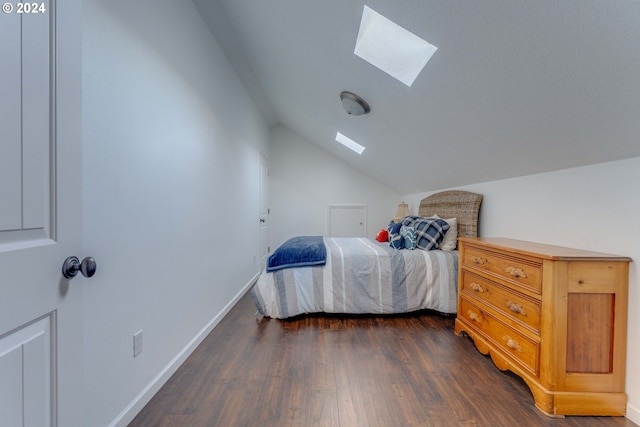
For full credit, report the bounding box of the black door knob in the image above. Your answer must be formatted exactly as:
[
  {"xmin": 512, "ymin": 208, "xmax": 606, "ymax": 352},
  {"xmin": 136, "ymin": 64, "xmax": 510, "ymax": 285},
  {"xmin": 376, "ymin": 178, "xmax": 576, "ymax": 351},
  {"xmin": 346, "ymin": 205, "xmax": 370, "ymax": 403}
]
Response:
[{"xmin": 62, "ymin": 256, "xmax": 97, "ymax": 279}]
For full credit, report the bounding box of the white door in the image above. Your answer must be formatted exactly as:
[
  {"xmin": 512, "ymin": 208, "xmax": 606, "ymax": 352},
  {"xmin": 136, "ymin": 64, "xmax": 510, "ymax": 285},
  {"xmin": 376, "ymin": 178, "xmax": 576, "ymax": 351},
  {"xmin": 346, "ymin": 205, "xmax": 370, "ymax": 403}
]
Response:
[
  {"xmin": 259, "ymin": 155, "xmax": 269, "ymax": 269},
  {"xmin": 328, "ymin": 205, "xmax": 367, "ymax": 237},
  {"xmin": 0, "ymin": 1, "xmax": 83, "ymax": 426}
]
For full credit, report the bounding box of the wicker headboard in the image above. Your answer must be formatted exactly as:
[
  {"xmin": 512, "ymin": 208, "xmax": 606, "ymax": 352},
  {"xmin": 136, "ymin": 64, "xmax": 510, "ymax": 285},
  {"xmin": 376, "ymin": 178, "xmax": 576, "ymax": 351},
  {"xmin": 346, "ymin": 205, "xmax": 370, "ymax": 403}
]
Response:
[{"xmin": 418, "ymin": 190, "xmax": 483, "ymax": 239}]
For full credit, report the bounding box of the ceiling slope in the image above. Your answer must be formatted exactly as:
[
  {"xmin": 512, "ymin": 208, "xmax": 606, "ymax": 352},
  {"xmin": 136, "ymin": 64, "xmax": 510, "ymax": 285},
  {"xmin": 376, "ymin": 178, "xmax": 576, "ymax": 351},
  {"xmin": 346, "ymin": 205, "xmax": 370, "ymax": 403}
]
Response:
[{"xmin": 197, "ymin": 0, "xmax": 640, "ymax": 194}]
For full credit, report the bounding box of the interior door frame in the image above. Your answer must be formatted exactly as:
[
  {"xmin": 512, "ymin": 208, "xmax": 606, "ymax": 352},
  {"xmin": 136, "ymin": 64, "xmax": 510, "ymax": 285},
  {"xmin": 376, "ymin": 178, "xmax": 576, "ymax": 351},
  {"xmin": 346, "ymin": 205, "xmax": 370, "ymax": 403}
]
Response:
[{"xmin": 259, "ymin": 154, "xmax": 269, "ymax": 269}]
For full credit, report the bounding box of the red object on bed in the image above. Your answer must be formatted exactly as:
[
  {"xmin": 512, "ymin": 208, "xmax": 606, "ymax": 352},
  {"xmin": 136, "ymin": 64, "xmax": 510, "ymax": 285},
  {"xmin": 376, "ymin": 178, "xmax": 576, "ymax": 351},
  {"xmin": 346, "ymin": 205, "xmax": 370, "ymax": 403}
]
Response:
[{"xmin": 375, "ymin": 229, "xmax": 389, "ymax": 242}]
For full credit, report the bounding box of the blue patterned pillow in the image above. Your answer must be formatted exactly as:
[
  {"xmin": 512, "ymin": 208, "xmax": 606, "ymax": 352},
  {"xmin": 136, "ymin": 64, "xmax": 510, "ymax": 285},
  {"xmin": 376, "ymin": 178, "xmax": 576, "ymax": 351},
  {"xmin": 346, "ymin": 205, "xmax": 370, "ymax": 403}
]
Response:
[
  {"xmin": 386, "ymin": 220, "xmax": 396, "ymax": 234},
  {"xmin": 388, "ymin": 221, "xmax": 404, "ymax": 249},
  {"xmin": 400, "ymin": 225, "xmax": 417, "ymax": 250},
  {"xmin": 399, "ymin": 216, "xmax": 420, "ymax": 227},
  {"xmin": 411, "ymin": 217, "xmax": 450, "ymax": 250}
]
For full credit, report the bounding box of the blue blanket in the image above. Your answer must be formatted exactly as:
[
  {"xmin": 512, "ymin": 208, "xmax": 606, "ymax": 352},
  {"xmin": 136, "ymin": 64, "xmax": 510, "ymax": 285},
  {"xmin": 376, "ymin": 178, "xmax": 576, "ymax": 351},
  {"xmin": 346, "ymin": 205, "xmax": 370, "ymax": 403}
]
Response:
[{"xmin": 266, "ymin": 236, "xmax": 327, "ymax": 272}]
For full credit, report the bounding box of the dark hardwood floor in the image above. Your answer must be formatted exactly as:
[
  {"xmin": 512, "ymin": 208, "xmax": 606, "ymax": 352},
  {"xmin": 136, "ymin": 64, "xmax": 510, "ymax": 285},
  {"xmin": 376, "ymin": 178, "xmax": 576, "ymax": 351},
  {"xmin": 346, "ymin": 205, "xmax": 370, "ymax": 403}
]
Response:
[{"xmin": 129, "ymin": 292, "xmax": 638, "ymax": 427}]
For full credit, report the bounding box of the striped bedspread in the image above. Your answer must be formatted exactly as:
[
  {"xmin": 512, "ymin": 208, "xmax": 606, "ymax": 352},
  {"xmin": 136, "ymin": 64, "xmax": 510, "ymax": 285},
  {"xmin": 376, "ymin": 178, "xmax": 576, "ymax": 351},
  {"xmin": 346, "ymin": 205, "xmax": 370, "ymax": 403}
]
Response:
[{"xmin": 251, "ymin": 237, "xmax": 458, "ymax": 319}]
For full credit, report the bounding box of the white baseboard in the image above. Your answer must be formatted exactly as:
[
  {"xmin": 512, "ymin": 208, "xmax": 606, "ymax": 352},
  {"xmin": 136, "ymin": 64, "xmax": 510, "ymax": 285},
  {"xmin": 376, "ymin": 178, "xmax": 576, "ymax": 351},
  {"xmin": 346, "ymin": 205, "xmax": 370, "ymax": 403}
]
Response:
[
  {"xmin": 627, "ymin": 402, "xmax": 640, "ymax": 425},
  {"xmin": 108, "ymin": 272, "xmax": 260, "ymax": 427}
]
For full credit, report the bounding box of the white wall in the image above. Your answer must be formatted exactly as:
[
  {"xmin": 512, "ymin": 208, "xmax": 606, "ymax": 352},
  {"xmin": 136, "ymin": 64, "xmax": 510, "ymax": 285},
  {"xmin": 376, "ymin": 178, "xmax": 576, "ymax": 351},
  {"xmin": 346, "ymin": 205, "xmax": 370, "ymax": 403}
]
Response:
[
  {"xmin": 269, "ymin": 124, "xmax": 401, "ymax": 249},
  {"xmin": 403, "ymin": 157, "xmax": 640, "ymax": 424},
  {"xmin": 82, "ymin": 1, "xmax": 269, "ymax": 425}
]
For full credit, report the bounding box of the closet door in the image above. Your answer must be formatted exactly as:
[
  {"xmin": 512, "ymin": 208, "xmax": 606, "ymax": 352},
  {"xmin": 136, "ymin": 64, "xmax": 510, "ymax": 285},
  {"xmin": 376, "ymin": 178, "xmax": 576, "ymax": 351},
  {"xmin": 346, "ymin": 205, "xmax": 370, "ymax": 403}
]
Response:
[{"xmin": 328, "ymin": 205, "xmax": 367, "ymax": 237}]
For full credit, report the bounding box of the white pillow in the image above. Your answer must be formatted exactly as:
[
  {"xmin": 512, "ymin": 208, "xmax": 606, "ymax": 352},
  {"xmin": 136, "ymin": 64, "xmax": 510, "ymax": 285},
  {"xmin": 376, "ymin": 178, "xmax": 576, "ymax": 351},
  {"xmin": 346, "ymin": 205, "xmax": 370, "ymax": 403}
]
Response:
[{"xmin": 433, "ymin": 215, "xmax": 457, "ymax": 251}]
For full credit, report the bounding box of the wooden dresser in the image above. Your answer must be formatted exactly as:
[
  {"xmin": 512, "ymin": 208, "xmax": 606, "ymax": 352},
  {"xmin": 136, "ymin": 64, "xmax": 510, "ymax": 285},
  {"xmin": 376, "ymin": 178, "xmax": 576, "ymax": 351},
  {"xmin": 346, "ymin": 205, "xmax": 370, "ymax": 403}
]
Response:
[{"xmin": 455, "ymin": 237, "xmax": 631, "ymax": 417}]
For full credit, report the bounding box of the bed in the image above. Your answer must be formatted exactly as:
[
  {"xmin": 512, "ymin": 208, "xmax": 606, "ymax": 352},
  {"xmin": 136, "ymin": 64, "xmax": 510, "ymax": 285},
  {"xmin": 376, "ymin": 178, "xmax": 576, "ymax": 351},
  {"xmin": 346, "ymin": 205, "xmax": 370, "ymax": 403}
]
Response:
[{"xmin": 251, "ymin": 190, "xmax": 483, "ymax": 319}]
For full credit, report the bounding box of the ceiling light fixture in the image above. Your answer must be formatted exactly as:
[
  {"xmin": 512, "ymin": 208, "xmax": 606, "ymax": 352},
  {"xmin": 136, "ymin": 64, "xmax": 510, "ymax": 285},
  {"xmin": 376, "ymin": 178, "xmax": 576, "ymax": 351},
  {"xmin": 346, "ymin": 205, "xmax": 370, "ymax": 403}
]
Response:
[{"xmin": 340, "ymin": 91, "xmax": 370, "ymax": 116}]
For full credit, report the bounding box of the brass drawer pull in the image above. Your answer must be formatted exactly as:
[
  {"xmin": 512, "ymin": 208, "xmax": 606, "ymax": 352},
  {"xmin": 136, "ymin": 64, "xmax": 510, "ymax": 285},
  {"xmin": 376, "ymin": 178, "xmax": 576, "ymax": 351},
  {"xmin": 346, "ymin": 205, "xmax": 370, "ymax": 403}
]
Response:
[
  {"xmin": 505, "ymin": 266, "xmax": 527, "ymax": 278},
  {"xmin": 502, "ymin": 335, "xmax": 522, "ymax": 352},
  {"xmin": 471, "ymin": 256, "xmax": 485, "ymax": 265},
  {"xmin": 467, "ymin": 310, "xmax": 480, "ymax": 322},
  {"xmin": 506, "ymin": 301, "xmax": 527, "ymax": 316},
  {"xmin": 470, "ymin": 282, "xmax": 485, "ymax": 293}
]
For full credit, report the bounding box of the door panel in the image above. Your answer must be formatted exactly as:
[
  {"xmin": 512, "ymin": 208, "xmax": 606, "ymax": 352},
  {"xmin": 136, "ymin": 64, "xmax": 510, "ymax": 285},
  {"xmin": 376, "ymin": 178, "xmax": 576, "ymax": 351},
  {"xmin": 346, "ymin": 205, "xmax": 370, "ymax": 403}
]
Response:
[
  {"xmin": 0, "ymin": 1, "xmax": 83, "ymax": 426},
  {"xmin": 0, "ymin": 1, "xmax": 50, "ymax": 239},
  {"xmin": 328, "ymin": 205, "xmax": 367, "ymax": 237},
  {"xmin": 0, "ymin": 315, "xmax": 52, "ymax": 427},
  {"xmin": 22, "ymin": 6, "xmax": 50, "ymax": 230},
  {"xmin": 0, "ymin": 13, "xmax": 22, "ymax": 231},
  {"xmin": 0, "ymin": 346, "xmax": 22, "ymax": 426}
]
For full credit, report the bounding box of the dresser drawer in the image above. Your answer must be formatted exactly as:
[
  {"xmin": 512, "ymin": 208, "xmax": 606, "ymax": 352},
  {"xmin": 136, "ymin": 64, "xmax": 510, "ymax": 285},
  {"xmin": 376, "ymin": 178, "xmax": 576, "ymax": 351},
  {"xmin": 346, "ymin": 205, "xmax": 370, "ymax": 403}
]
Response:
[
  {"xmin": 460, "ymin": 271, "xmax": 541, "ymax": 333},
  {"xmin": 459, "ymin": 298, "xmax": 540, "ymax": 376},
  {"xmin": 463, "ymin": 246, "xmax": 542, "ymax": 293}
]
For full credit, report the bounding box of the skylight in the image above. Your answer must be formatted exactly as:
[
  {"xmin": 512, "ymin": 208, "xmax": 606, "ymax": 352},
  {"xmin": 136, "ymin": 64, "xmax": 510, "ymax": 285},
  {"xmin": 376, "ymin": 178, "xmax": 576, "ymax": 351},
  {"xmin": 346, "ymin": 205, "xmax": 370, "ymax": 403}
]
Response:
[
  {"xmin": 335, "ymin": 132, "xmax": 365, "ymax": 155},
  {"xmin": 354, "ymin": 6, "xmax": 437, "ymax": 87}
]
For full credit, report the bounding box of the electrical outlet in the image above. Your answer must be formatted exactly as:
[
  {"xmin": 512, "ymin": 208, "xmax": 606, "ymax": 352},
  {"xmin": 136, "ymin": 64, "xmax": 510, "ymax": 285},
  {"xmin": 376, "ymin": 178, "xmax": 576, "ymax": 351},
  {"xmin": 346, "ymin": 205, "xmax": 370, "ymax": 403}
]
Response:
[{"xmin": 133, "ymin": 331, "xmax": 143, "ymax": 357}]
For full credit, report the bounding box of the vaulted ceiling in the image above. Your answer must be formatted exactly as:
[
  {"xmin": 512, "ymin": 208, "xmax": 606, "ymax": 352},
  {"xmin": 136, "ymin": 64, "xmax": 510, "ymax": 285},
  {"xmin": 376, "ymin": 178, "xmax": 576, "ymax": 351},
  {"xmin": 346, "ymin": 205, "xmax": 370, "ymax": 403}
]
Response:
[{"xmin": 195, "ymin": 0, "xmax": 640, "ymax": 194}]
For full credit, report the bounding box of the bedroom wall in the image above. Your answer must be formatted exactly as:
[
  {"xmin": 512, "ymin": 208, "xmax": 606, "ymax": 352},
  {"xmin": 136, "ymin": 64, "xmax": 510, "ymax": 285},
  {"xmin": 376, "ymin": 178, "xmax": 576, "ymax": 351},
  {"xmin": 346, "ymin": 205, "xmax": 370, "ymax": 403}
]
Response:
[
  {"xmin": 269, "ymin": 124, "xmax": 401, "ymax": 249},
  {"xmin": 82, "ymin": 1, "xmax": 269, "ymax": 425},
  {"xmin": 403, "ymin": 156, "xmax": 640, "ymax": 424}
]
